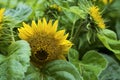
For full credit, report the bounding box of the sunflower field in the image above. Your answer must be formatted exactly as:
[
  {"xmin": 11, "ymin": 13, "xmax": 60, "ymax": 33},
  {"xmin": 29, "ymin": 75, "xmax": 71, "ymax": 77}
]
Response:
[{"xmin": 0, "ymin": 0, "xmax": 120, "ymax": 80}]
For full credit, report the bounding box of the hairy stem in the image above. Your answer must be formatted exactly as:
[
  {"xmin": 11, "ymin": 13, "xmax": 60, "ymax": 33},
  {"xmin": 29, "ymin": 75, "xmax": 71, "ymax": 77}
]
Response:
[
  {"xmin": 70, "ymin": 21, "xmax": 76, "ymax": 39},
  {"xmin": 10, "ymin": 28, "xmax": 15, "ymax": 42}
]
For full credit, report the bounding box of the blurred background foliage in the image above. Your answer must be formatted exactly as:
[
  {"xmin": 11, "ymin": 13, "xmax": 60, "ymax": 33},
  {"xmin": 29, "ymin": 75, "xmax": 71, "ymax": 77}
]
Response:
[{"xmin": 0, "ymin": 0, "xmax": 120, "ymax": 80}]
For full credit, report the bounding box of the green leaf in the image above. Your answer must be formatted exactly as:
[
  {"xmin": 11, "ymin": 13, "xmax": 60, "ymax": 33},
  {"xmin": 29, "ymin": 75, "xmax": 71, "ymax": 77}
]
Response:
[
  {"xmin": 43, "ymin": 60, "xmax": 82, "ymax": 80},
  {"xmin": 97, "ymin": 29, "xmax": 120, "ymax": 60},
  {"xmin": 115, "ymin": 19, "xmax": 120, "ymax": 39},
  {"xmin": 63, "ymin": 6, "xmax": 86, "ymax": 23},
  {"xmin": 101, "ymin": 29, "xmax": 117, "ymax": 40},
  {"xmin": 68, "ymin": 50, "xmax": 107, "ymax": 80},
  {"xmin": 63, "ymin": 9, "xmax": 79, "ymax": 23},
  {"xmin": 68, "ymin": 48, "xmax": 79, "ymax": 62},
  {"xmin": 69, "ymin": 6, "xmax": 86, "ymax": 19},
  {"xmin": 24, "ymin": 64, "xmax": 41, "ymax": 80},
  {"xmin": 0, "ymin": 0, "xmax": 18, "ymax": 8},
  {"xmin": 25, "ymin": 60, "xmax": 82, "ymax": 80},
  {"xmin": 81, "ymin": 50, "xmax": 107, "ymax": 77},
  {"xmin": 0, "ymin": 40, "xmax": 31, "ymax": 80},
  {"xmin": 0, "ymin": 55, "xmax": 6, "ymax": 63},
  {"xmin": 109, "ymin": 0, "xmax": 120, "ymax": 18},
  {"xmin": 5, "ymin": 3, "xmax": 32, "ymax": 25},
  {"xmin": 99, "ymin": 54, "xmax": 120, "ymax": 80},
  {"xmin": 53, "ymin": 0, "xmax": 69, "ymax": 8}
]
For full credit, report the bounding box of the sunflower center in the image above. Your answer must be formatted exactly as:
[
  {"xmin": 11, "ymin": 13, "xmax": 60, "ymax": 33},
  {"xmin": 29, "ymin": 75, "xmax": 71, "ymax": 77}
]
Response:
[{"xmin": 35, "ymin": 49, "xmax": 48, "ymax": 60}]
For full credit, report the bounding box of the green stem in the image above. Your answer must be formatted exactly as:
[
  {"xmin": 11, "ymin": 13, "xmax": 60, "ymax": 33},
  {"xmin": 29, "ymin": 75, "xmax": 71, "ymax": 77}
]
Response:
[
  {"xmin": 70, "ymin": 20, "xmax": 87, "ymax": 42},
  {"xmin": 10, "ymin": 28, "xmax": 15, "ymax": 42},
  {"xmin": 40, "ymin": 73, "xmax": 44, "ymax": 80},
  {"xmin": 70, "ymin": 21, "xmax": 76, "ymax": 40}
]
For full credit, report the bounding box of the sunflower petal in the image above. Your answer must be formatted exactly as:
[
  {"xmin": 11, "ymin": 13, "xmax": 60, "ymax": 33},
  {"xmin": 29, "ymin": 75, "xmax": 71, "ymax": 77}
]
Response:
[{"xmin": 52, "ymin": 20, "xmax": 58, "ymax": 33}]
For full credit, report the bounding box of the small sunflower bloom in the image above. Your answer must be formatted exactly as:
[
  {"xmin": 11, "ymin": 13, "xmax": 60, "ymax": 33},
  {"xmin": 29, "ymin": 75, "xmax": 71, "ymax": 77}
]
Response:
[
  {"xmin": 50, "ymin": 4, "xmax": 62, "ymax": 12},
  {"xmin": 0, "ymin": 8, "xmax": 5, "ymax": 30},
  {"xmin": 102, "ymin": 0, "xmax": 113, "ymax": 4},
  {"xmin": 89, "ymin": 6, "xmax": 105, "ymax": 29},
  {"xmin": 18, "ymin": 18, "xmax": 72, "ymax": 67},
  {"xmin": 0, "ymin": 8, "xmax": 5, "ymax": 23}
]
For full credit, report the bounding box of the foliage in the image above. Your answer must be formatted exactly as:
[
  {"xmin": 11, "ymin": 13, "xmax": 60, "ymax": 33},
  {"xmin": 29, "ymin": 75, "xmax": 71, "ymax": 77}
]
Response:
[
  {"xmin": 0, "ymin": 0, "xmax": 120, "ymax": 80},
  {"xmin": 97, "ymin": 29, "xmax": 120, "ymax": 60},
  {"xmin": 0, "ymin": 40, "xmax": 31, "ymax": 80},
  {"xmin": 99, "ymin": 54, "xmax": 120, "ymax": 80},
  {"xmin": 25, "ymin": 60, "xmax": 82, "ymax": 80},
  {"xmin": 68, "ymin": 49, "xmax": 107, "ymax": 80}
]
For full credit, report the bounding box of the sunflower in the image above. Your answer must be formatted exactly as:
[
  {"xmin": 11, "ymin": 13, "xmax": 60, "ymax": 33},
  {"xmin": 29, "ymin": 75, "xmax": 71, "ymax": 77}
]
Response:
[
  {"xmin": 89, "ymin": 6, "xmax": 105, "ymax": 29},
  {"xmin": 0, "ymin": 8, "xmax": 5, "ymax": 30},
  {"xmin": 102, "ymin": 0, "xmax": 113, "ymax": 4},
  {"xmin": 50, "ymin": 4, "xmax": 62, "ymax": 12},
  {"xmin": 18, "ymin": 18, "xmax": 72, "ymax": 67}
]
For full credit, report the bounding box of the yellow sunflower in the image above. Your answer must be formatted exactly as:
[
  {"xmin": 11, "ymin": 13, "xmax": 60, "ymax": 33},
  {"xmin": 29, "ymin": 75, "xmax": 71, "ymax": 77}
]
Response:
[
  {"xmin": 50, "ymin": 4, "xmax": 62, "ymax": 12},
  {"xmin": 0, "ymin": 8, "xmax": 5, "ymax": 30},
  {"xmin": 18, "ymin": 18, "xmax": 72, "ymax": 67},
  {"xmin": 102, "ymin": 0, "xmax": 113, "ymax": 4},
  {"xmin": 89, "ymin": 6, "xmax": 105, "ymax": 29}
]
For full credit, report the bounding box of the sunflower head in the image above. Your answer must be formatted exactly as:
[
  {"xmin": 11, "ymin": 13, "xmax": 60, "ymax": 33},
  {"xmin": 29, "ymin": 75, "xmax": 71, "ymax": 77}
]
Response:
[
  {"xmin": 0, "ymin": 8, "xmax": 5, "ymax": 30},
  {"xmin": 50, "ymin": 4, "xmax": 62, "ymax": 12},
  {"xmin": 89, "ymin": 6, "xmax": 105, "ymax": 29},
  {"xmin": 0, "ymin": 8, "xmax": 5, "ymax": 23},
  {"xmin": 102, "ymin": 0, "xmax": 113, "ymax": 5},
  {"xmin": 18, "ymin": 18, "xmax": 72, "ymax": 67}
]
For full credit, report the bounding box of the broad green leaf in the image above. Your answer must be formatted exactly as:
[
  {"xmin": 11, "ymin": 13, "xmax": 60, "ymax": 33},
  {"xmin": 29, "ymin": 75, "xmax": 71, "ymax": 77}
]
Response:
[
  {"xmin": 68, "ymin": 48, "xmax": 79, "ymax": 62},
  {"xmin": 99, "ymin": 54, "xmax": 120, "ymax": 80},
  {"xmin": 43, "ymin": 60, "xmax": 82, "ymax": 80},
  {"xmin": 68, "ymin": 48, "xmax": 81, "ymax": 70},
  {"xmin": 25, "ymin": 72, "xmax": 41, "ymax": 80},
  {"xmin": 69, "ymin": 6, "xmax": 86, "ymax": 19},
  {"xmin": 5, "ymin": 3, "xmax": 32, "ymax": 25},
  {"xmin": 79, "ymin": 50, "xmax": 107, "ymax": 80},
  {"xmin": 63, "ymin": 6, "xmax": 86, "ymax": 23},
  {"xmin": 68, "ymin": 49, "xmax": 107, "ymax": 80},
  {"xmin": 64, "ymin": 11, "xmax": 79, "ymax": 23},
  {"xmin": 25, "ymin": 60, "xmax": 82, "ymax": 80},
  {"xmin": 0, "ymin": 40, "xmax": 31, "ymax": 80},
  {"xmin": 101, "ymin": 29, "xmax": 117, "ymax": 40},
  {"xmin": 97, "ymin": 29, "xmax": 120, "ymax": 60},
  {"xmin": 68, "ymin": 50, "xmax": 107, "ymax": 80},
  {"xmin": 109, "ymin": 0, "xmax": 120, "ymax": 18},
  {"xmin": 25, "ymin": 0, "xmax": 47, "ymax": 18},
  {"xmin": 53, "ymin": 0, "xmax": 69, "ymax": 8},
  {"xmin": 24, "ymin": 64, "xmax": 41, "ymax": 80}
]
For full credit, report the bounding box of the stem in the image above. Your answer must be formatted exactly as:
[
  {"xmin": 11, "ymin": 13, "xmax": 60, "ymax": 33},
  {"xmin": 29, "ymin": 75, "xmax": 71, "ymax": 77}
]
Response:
[
  {"xmin": 10, "ymin": 28, "xmax": 15, "ymax": 42},
  {"xmin": 70, "ymin": 20, "xmax": 87, "ymax": 42},
  {"xmin": 70, "ymin": 21, "xmax": 76, "ymax": 39},
  {"xmin": 41, "ymin": 75, "xmax": 43, "ymax": 80}
]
